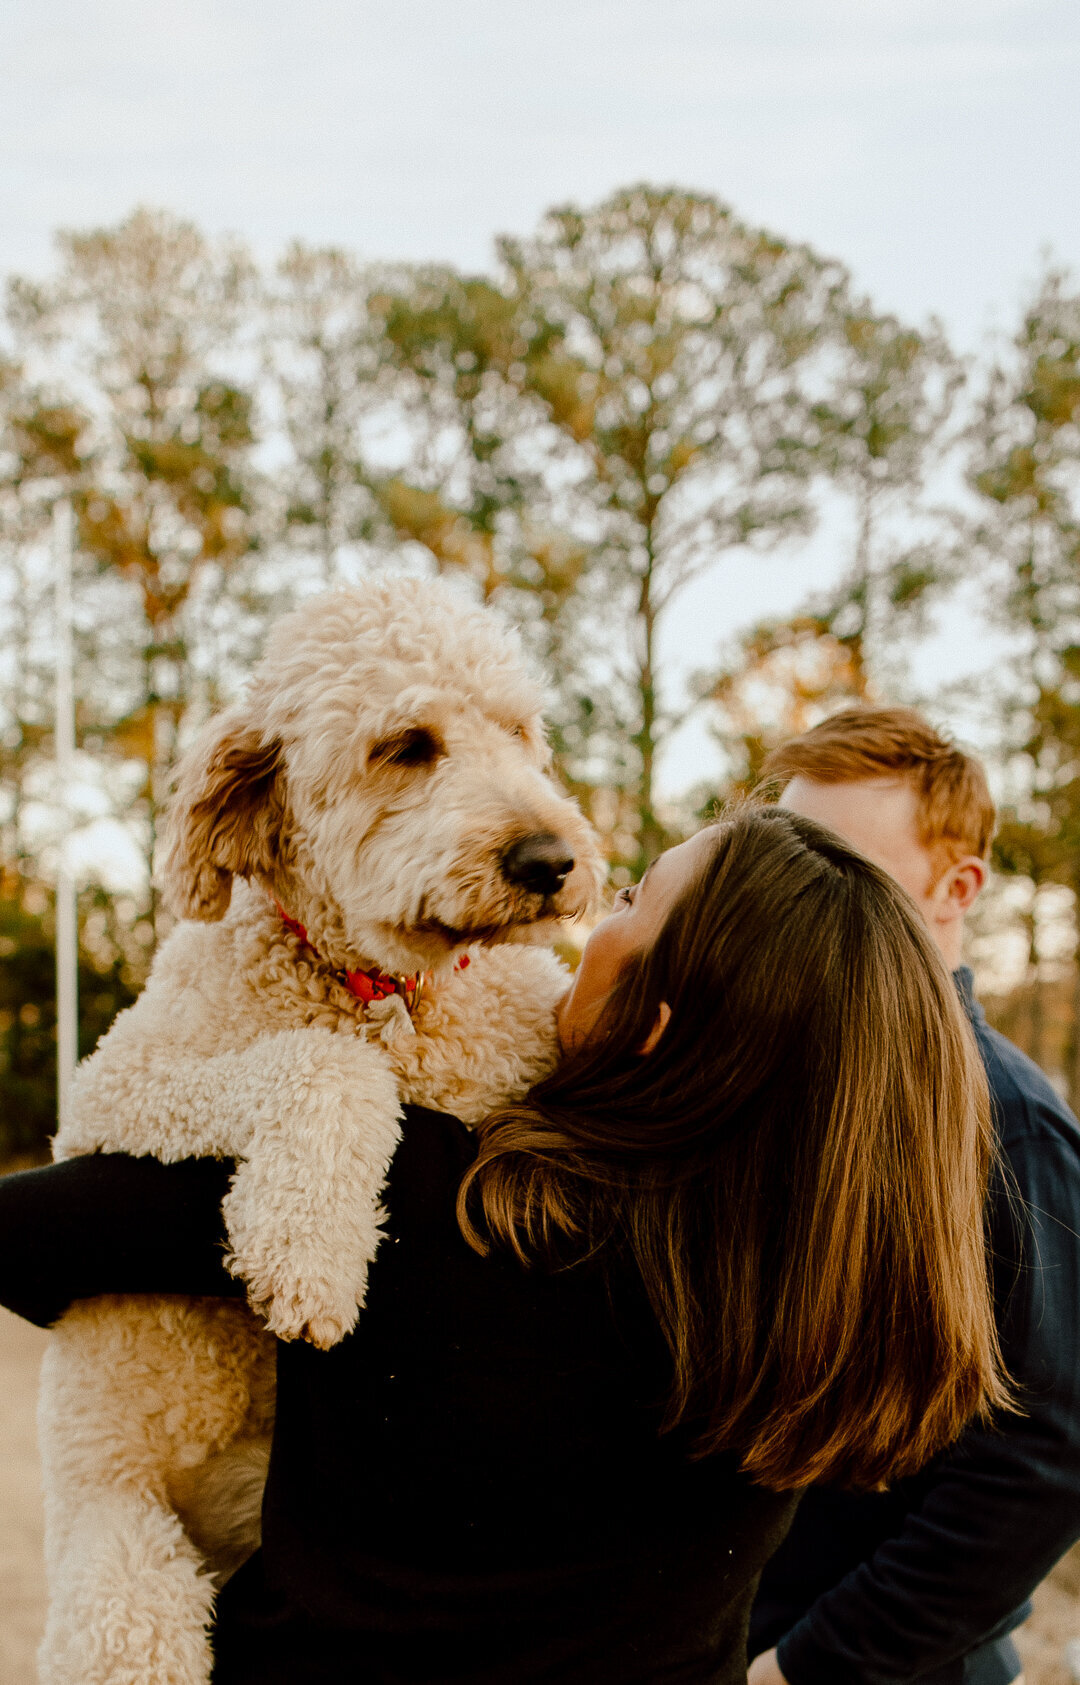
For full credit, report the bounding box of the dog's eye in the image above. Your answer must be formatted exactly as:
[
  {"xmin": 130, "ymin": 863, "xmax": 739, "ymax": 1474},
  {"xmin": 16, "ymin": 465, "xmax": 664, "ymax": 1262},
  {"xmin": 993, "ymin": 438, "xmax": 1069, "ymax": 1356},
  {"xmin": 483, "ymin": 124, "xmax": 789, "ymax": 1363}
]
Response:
[{"xmin": 369, "ymin": 728, "xmax": 442, "ymax": 769}]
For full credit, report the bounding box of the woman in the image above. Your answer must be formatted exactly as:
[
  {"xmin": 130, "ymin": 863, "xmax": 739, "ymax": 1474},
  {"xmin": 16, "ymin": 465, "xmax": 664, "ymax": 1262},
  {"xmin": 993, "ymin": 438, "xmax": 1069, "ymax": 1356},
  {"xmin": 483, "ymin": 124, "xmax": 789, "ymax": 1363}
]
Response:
[{"xmin": 0, "ymin": 808, "xmax": 1007, "ymax": 1684}]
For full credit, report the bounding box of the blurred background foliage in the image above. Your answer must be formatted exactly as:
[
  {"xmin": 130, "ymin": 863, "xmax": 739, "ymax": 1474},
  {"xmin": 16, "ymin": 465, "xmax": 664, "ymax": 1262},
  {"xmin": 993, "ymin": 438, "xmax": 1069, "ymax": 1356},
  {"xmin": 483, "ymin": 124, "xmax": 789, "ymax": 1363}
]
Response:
[{"xmin": 4, "ymin": 186, "xmax": 1080, "ymax": 1157}]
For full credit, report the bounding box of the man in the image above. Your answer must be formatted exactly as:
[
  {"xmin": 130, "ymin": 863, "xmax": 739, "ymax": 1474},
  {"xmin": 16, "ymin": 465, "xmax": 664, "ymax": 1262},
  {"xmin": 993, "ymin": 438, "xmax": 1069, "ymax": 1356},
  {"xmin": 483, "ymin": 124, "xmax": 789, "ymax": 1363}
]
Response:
[{"xmin": 748, "ymin": 705, "xmax": 1080, "ymax": 1685}]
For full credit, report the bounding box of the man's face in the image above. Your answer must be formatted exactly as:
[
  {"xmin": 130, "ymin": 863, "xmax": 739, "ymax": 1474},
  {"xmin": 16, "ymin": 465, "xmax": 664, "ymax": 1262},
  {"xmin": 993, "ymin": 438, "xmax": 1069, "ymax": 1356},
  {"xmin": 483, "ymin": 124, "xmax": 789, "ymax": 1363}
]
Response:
[
  {"xmin": 778, "ymin": 775, "xmax": 985, "ymax": 968},
  {"xmin": 780, "ymin": 776, "xmax": 936, "ymax": 906}
]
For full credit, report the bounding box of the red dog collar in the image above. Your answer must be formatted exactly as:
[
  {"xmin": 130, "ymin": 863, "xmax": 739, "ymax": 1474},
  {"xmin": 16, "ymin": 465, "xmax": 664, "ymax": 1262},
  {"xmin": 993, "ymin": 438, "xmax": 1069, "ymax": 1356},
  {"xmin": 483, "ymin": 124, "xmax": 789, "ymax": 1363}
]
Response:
[{"xmin": 271, "ymin": 899, "xmax": 468, "ymax": 1014}]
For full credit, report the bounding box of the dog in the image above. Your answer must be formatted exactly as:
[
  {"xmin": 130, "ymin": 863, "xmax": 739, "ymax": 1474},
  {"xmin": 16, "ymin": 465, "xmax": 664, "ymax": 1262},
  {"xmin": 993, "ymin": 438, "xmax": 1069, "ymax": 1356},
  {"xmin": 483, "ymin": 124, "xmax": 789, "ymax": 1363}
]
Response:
[{"xmin": 38, "ymin": 578, "xmax": 604, "ymax": 1685}]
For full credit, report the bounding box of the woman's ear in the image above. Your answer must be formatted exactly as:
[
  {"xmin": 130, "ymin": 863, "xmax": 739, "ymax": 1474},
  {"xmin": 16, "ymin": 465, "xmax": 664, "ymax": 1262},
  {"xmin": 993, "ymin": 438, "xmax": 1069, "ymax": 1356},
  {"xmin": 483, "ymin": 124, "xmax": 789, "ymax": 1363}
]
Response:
[
  {"xmin": 158, "ymin": 712, "xmax": 285, "ymax": 922},
  {"xmin": 639, "ymin": 1001, "xmax": 671, "ymax": 1056}
]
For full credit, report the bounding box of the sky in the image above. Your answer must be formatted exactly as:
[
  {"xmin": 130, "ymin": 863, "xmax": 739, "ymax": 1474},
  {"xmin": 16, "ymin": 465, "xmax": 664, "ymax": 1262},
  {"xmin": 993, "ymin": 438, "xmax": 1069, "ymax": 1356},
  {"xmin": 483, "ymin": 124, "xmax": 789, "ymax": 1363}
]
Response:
[{"xmin": 4, "ymin": 0, "xmax": 1080, "ymax": 795}]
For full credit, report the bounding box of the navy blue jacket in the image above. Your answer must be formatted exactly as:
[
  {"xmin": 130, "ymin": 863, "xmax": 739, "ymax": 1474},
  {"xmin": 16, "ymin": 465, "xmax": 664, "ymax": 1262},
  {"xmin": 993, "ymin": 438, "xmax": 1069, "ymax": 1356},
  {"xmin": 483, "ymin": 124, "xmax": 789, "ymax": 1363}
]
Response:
[{"xmin": 750, "ymin": 968, "xmax": 1080, "ymax": 1685}]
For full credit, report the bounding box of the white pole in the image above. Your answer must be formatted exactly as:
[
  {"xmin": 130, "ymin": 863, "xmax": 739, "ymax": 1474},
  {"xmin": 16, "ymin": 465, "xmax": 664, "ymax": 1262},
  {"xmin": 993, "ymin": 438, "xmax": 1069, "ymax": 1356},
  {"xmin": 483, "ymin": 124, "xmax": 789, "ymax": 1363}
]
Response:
[{"xmin": 53, "ymin": 499, "xmax": 78, "ymax": 1133}]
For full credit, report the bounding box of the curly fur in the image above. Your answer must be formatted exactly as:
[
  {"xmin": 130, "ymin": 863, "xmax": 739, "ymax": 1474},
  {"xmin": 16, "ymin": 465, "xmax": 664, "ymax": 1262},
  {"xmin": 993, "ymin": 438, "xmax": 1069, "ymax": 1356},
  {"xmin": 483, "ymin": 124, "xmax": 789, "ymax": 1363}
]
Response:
[{"xmin": 39, "ymin": 578, "xmax": 604, "ymax": 1685}]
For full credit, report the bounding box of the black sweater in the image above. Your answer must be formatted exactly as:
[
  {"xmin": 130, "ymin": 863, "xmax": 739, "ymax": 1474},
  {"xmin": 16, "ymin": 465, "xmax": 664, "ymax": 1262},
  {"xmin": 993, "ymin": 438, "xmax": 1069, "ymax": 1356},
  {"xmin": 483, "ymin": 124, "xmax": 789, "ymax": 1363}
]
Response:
[
  {"xmin": 0, "ymin": 1105, "xmax": 796, "ymax": 1685},
  {"xmin": 751, "ymin": 970, "xmax": 1080, "ymax": 1685}
]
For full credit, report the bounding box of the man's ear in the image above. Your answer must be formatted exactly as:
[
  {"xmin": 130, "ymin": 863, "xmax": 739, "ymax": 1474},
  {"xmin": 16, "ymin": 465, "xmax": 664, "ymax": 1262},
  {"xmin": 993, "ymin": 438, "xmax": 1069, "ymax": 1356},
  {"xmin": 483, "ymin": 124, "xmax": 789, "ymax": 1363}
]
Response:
[
  {"xmin": 158, "ymin": 712, "xmax": 285, "ymax": 922},
  {"xmin": 640, "ymin": 1001, "xmax": 671, "ymax": 1057},
  {"xmin": 936, "ymin": 856, "xmax": 987, "ymax": 922}
]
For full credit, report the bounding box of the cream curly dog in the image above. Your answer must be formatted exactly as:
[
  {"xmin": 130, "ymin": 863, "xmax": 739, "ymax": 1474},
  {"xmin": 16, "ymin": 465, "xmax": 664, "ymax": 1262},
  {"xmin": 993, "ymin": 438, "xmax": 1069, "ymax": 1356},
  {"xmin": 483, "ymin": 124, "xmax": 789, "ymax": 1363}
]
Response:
[{"xmin": 40, "ymin": 578, "xmax": 604, "ymax": 1685}]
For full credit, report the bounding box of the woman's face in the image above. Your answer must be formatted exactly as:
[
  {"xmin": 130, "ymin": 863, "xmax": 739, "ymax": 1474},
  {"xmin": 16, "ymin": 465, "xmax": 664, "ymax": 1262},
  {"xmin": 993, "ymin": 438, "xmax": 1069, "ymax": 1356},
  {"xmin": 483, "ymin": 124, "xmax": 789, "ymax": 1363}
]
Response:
[{"xmin": 556, "ymin": 832, "xmax": 711, "ymax": 1053}]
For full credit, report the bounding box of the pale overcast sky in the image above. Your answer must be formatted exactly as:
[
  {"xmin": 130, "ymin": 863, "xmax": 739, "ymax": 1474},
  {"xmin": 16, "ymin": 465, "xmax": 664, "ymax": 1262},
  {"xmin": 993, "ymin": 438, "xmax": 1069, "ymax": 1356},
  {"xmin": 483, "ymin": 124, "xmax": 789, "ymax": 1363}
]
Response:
[{"xmin": 4, "ymin": 0, "xmax": 1079, "ymax": 792}]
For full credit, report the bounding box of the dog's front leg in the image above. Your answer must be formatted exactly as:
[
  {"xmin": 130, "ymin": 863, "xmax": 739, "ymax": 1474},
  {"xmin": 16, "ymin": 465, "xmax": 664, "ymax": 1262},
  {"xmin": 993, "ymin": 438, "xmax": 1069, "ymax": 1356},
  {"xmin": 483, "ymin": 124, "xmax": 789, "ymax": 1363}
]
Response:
[{"xmin": 221, "ymin": 1029, "xmax": 403, "ymax": 1348}]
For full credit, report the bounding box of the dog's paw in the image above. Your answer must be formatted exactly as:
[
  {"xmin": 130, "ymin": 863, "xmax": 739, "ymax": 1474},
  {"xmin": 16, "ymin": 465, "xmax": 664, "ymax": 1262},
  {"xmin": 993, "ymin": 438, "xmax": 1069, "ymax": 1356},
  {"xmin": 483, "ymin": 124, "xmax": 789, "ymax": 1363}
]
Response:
[
  {"xmin": 260, "ymin": 1291, "xmax": 359, "ymax": 1350},
  {"xmin": 299, "ymin": 1307, "xmax": 358, "ymax": 1351},
  {"xmin": 238, "ymin": 1258, "xmax": 365, "ymax": 1349},
  {"xmin": 224, "ymin": 1188, "xmax": 384, "ymax": 1349}
]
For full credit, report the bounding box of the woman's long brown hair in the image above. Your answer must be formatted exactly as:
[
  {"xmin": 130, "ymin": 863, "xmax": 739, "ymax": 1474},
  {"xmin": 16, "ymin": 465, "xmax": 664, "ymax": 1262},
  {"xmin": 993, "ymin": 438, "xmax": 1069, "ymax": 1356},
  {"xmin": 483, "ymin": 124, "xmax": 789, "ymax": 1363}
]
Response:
[{"xmin": 459, "ymin": 806, "xmax": 1009, "ymax": 1492}]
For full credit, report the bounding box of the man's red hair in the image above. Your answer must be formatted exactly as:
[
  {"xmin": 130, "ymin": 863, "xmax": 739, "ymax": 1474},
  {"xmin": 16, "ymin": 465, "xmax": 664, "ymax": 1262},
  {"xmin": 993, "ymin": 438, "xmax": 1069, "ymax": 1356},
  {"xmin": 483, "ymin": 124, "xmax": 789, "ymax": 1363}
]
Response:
[{"xmin": 759, "ymin": 706, "xmax": 995, "ymax": 865}]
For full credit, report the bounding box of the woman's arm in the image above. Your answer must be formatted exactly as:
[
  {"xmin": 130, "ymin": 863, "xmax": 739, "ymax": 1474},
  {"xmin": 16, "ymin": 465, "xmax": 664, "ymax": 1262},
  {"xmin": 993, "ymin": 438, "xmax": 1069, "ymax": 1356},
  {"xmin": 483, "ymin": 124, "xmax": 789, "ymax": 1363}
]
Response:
[{"xmin": 0, "ymin": 1154, "xmax": 242, "ymax": 1327}]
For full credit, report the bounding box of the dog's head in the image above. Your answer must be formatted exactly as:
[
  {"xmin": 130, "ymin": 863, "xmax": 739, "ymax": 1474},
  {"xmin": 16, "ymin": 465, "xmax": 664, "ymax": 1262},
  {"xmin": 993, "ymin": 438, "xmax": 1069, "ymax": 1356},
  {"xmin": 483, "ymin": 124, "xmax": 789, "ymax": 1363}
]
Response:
[{"xmin": 159, "ymin": 578, "xmax": 604, "ymax": 973}]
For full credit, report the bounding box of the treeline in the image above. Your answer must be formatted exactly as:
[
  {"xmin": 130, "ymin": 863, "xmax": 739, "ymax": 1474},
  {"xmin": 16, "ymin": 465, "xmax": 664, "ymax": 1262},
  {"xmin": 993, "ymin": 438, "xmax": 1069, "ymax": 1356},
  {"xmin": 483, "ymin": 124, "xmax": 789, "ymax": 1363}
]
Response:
[{"xmin": 2, "ymin": 185, "xmax": 1080, "ymax": 1150}]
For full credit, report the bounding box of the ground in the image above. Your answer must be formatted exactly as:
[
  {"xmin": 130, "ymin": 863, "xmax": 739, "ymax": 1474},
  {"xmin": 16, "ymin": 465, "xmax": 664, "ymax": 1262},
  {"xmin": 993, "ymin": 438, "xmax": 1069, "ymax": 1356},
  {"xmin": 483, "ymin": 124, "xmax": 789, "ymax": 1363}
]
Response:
[
  {"xmin": 1, "ymin": 1309, "xmax": 48, "ymax": 1684},
  {"xmin": 0, "ymin": 1305, "xmax": 1078, "ymax": 1681}
]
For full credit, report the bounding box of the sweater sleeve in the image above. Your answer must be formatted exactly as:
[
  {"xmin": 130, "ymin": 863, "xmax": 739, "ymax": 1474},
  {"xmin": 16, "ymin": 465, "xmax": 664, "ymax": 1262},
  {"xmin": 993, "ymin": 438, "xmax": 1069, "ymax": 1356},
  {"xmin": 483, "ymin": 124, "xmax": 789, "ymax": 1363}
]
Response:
[
  {"xmin": 776, "ymin": 1123, "xmax": 1080, "ymax": 1685},
  {"xmin": 0, "ymin": 1153, "xmax": 242, "ymax": 1328}
]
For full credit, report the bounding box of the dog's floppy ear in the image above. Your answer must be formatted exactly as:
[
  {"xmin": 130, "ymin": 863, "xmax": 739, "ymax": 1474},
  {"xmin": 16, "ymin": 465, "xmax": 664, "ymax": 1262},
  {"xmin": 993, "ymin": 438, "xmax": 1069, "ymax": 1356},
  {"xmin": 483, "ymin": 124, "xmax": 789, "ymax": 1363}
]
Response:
[{"xmin": 159, "ymin": 712, "xmax": 285, "ymax": 922}]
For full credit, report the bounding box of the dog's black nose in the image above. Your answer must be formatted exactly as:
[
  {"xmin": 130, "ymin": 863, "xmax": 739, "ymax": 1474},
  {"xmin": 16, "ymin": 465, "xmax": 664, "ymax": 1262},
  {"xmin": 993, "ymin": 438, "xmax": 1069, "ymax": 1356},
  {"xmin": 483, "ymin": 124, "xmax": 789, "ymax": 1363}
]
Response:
[{"xmin": 502, "ymin": 832, "xmax": 576, "ymax": 897}]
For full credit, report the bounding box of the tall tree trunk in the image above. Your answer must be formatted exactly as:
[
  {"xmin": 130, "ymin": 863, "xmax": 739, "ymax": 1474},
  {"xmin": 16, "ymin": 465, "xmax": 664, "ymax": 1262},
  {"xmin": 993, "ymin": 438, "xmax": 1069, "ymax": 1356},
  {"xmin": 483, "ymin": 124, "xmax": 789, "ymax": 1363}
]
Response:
[
  {"xmin": 634, "ymin": 537, "xmax": 663, "ymax": 868},
  {"xmin": 1068, "ymin": 877, "xmax": 1080, "ymax": 1110},
  {"xmin": 1019, "ymin": 888, "xmax": 1047, "ymax": 1072},
  {"xmin": 848, "ymin": 481, "xmax": 875, "ymax": 687},
  {"xmin": 143, "ymin": 614, "xmax": 183, "ymax": 940}
]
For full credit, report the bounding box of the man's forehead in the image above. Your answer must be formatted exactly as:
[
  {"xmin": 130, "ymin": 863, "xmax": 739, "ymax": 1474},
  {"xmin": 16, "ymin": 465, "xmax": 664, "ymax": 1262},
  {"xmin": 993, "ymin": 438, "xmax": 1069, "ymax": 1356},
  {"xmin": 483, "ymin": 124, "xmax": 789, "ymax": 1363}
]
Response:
[{"xmin": 779, "ymin": 774, "xmax": 923, "ymax": 843}]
